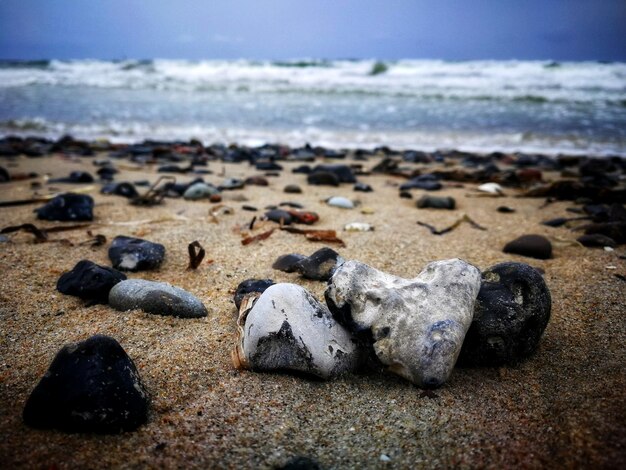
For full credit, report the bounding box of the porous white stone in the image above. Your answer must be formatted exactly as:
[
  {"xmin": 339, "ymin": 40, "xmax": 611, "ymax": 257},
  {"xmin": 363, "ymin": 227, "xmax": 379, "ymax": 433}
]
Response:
[
  {"xmin": 325, "ymin": 259, "xmax": 481, "ymax": 387},
  {"xmin": 232, "ymin": 283, "xmax": 360, "ymax": 379}
]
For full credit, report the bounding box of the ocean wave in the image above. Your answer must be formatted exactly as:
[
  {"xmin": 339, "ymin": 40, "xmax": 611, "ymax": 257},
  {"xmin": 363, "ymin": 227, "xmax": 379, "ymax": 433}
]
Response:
[
  {"xmin": 0, "ymin": 59, "xmax": 624, "ymax": 104},
  {"xmin": 1, "ymin": 117, "xmax": 624, "ymax": 157}
]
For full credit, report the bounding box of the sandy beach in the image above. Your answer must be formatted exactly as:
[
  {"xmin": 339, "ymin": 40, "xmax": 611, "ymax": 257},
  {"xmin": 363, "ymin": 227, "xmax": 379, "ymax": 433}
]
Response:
[{"xmin": 0, "ymin": 146, "xmax": 625, "ymax": 469}]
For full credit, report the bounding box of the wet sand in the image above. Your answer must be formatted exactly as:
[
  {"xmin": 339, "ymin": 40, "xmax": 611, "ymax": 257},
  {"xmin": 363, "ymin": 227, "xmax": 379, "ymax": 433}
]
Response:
[{"xmin": 0, "ymin": 151, "xmax": 625, "ymax": 469}]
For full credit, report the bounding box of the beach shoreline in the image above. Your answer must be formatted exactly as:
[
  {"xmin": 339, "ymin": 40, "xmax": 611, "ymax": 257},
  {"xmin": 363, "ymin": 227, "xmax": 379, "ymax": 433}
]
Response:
[{"xmin": 0, "ymin": 138, "xmax": 625, "ymax": 468}]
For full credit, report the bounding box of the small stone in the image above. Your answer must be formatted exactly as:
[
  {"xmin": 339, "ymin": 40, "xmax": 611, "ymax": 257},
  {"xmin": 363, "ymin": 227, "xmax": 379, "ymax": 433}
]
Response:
[
  {"xmin": 50, "ymin": 171, "xmax": 94, "ymax": 184},
  {"xmin": 183, "ymin": 182, "xmax": 219, "ymax": 200},
  {"xmin": 209, "ymin": 194, "xmax": 222, "ymax": 203},
  {"xmin": 295, "ymin": 247, "xmax": 344, "ymax": 281},
  {"xmin": 272, "ymin": 253, "xmax": 307, "ymax": 273},
  {"xmin": 360, "ymin": 207, "xmax": 375, "ymax": 214},
  {"xmin": 497, "ymin": 206, "xmax": 516, "ymax": 213},
  {"xmin": 245, "ymin": 176, "xmax": 269, "ymax": 186},
  {"xmin": 326, "ymin": 259, "xmax": 481, "ymax": 387},
  {"xmin": 36, "ymin": 193, "xmax": 94, "ymax": 221},
  {"xmin": 416, "ymin": 195, "xmax": 456, "ymax": 210},
  {"xmin": 577, "ymin": 234, "xmax": 617, "ymax": 248},
  {"xmin": 541, "ymin": 217, "xmax": 569, "ymax": 227},
  {"xmin": 233, "ymin": 279, "xmax": 275, "ymax": 310},
  {"xmin": 503, "ymin": 234, "xmax": 552, "ymax": 259},
  {"xmin": 312, "ymin": 164, "xmax": 356, "ymax": 183},
  {"xmin": 400, "ymin": 177, "xmax": 442, "ymax": 191},
  {"xmin": 265, "ymin": 209, "xmax": 293, "ymax": 225},
  {"xmin": 477, "ymin": 182, "xmax": 504, "ymax": 195},
  {"xmin": 380, "ymin": 454, "xmax": 391, "ymax": 462},
  {"xmin": 22, "ymin": 335, "xmax": 149, "ymax": 433},
  {"xmin": 277, "ymin": 456, "xmax": 322, "ymax": 470},
  {"xmin": 57, "ymin": 260, "xmax": 126, "ymax": 304},
  {"xmin": 307, "ymin": 172, "xmax": 340, "ymax": 186},
  {"xmin": 0, "ymin": 166, "xmax": 9, "ymax": 183},
  {"xmin": 109, "ymin": 279, "xmax": 208, "ymax": 318},
  {"xmin": 353, "ymin": 182, "xmax": 373, "ymax": 192},
  {"xmin": 399, "ymin": 191, "xmax": 412, "ymax": 199},
  {"xmin": 326, "ymin": 196, "xmax": 354, "ymax": 209},
  {"xmin": 458, "ymin": 262, "xmax": 551, "ymax": 366},
  {"xmin": 101, "ymin": 182, "xmax": 139, "ymax": 199},
  {"xmin": 218, "ymin": 178, "xmax": 245, "ymax": 191},
  {"xmin": 108, "ymin": 236, "xmax": 165, "ymax": 271},
  {"xmin": 344, "ymin": 222, "xmax": 374, "ymax": 232},
  {"xmin": 284, "ymin": 184, "xmax": 303, "ymax": 194},
  {"xmin": 242, "ymin": 205, "xmax": 258, "ymax": 212},
  {"xmin": 232, "ymin": 283, "xmax": 360, "ymax": 379}
]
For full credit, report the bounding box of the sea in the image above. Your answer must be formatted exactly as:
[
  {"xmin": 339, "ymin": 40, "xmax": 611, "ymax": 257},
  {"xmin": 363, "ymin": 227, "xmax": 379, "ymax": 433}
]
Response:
[{"xmin": 0, "ymin": 59, "xmax": 625, "ymax": 156}]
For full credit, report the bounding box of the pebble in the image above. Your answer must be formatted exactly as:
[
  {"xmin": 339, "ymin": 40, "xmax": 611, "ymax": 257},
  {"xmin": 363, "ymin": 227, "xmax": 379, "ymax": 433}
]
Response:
[
  {"xmin": 57, "ymin": 260, "xmax": 127, "ymax": 304},
  {"xmin": 353, "ymin": 182, "xmax": 373, "ymax": 192},
  {"xmin": 277, "ymin": 456, "xmax": 322, "ymax": 470},
  {"xmin": 109, "ymin": 279, "xmax": 208, "ymax": 318},
  {"xmin": 294, "ymin": 247, "xmax": 344, "ymax": 281},
  {"xmin": 233, "ymin": 278, "xmax": 275, "ymax": 310},
  {"xmin": 416, "ymin": 195, "xmax": 456, "ymax": 210},
  {"xmin": 244, "ymin": 176, "xmax": 269, "ymax": 186},
  {"xmin": 218, "ymin": 178, "xmax": 245, "ymax": 191},
  {"xmin": 265, "ymin": 209, "xmax": 293, "ymax": 225},
  {"xmin": 272, "ymin": 253, "xmax": 308, "ymax": 273},
  {"xmin": 0, "ymin": 166, "xmax": 9, "ymax": 183},
  {"xmin": 344, "ymin": 222, "xmax": 374, "ymax": 232},
  {"xmin": 326, "ymin": 196, "xmax": 354, "ymax": 209},
  {"xmin": 36, "ymin": 193, "xmax": 94, "ymax": 221},
  {"xmin": 400, "ymin": 176, "xmax": 442, "ymax": 191},
  {"xmin": 101, "ymin": 182, "xmax": 139, "ymax": 199},
  {"xmin": 399, "ymin": 191, "xmax": 412, "ymax": 199},
  {"xmin": 477, "ymin": 182, "xmax": 504, "ymax": 195},
  {"xmin": 497, "ymin": 206, "xmax": 516, "ymax": 213},
  {"xmin": 284, "ymin": 184, "xmax": 303, "ymax": 194},
  {"xmin": 183, "ymin": 182, "xmax": 219, "ymax": 200},
  {"xmin": 232, "ymin": 283, "xmax": 361, "ymax": 379},
  {"xmin": 503, "ymin": 234, "xmax": 552, "ymax": 259},
  {"xmin": 307, "ymin": 172, "xmax": 340, "ymax": 186},
  {"xmin": 49, "ymin": 171, "xmax": 94, "ymax": 184},
  {"xmin": 108, "ymin": 235, "xmax": 166, "ymax": 271},
  {"xmin": 326, "ymin": 258, "xmax": 481, "ymax": 387},
  {"xmin": 311, "ymin": 164, "xmax": 356, "ymax": 183},
  {"xmin": 458, "ymin": 262, "xmax": 551, "ymax": 366},
  {"xmin": 22, "ymin": 335, "xmax": 149, "ymax": 433},
  {"xmin": 577, "ymin": 233, "xmax": 617, "ymax": 248}
]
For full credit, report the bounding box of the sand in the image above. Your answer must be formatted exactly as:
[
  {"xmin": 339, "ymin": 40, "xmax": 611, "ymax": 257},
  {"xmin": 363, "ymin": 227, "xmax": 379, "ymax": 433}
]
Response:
[{"xmin": 0, "ymin": 151, "xmax": 625, "ymax": 469}]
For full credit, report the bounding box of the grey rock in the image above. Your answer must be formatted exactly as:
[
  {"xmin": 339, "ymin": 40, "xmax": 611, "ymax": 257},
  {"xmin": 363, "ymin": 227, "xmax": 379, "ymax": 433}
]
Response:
[
  {"xmin": 109, "ymin": 279, "xmax": 207, "ymax": 318},
  {"xmin": 183, "ymin": 182, "xmax": 219, "ymax": 200},
  {"xmin": 416, "ymin": 195, "xmax": 456, "ymax": 210},
  {"xmin": 326, "ymin": 259, "xmax": 481, "ymax": 387},
  {"xmin": 232, "ymin": 283, "xmax": 360, "ymax": 379}
]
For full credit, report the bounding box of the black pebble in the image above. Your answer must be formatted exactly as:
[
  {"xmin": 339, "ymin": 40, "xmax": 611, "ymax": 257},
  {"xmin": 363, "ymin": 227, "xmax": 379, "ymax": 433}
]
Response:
[
  {"xmin": 49, "ymin": 171, "xmax": 94, "ymax": 184},
  {"xmin": 22, "ymin": 335, "xmax": 149, "ymax": 433},
  {"xmin": 36, "ymin": 193, "xmax": 94, "ymax": 221},
  {"xmin": 265, "ymin": 209, "xmax": 293, "ymax": 225},
  {"xmin": 242, "ymin": 205, "xmax": 258, "ymax": 212},
  {"xmin": 577, "ymin": 233, "xmax": 617, "ymax": 248},
  {"xmin": 272, "ymin": 253, "xmax": 307, "ymax": 273},
  {"xmin": 497, "ymin": 206, "xmax": 516, "ymax": 213},
  {"xmin": 0, "ymin": 166, "xmax": 9, "ymax": 183},
  {"xmin": 108, "ymin": 235, "xmax": 165, "ymax": 271},
  {"xmin": 457, "ymin": 262, "xmax": 551, "ymax": 367},
  {"xmin": 399, "ymin": 190, "xmax": 412, "ymax": 199},
  {"xmin": 294, "ymin": 247, "xmax": 343, "ymax": 281},
  {"xmin": 541, "ymin": 217, "xmax": 569, "ymax": 227},
  {"xmin": 233, "ymin": 279, "xmax": 275, "ymax": 310},
  {"xmin": 284, "ymin": 184, "xmax": 303, "ymax": 194},
  {"xmin": 276, "ymin": 456, "xmax": 322, "ymax": 470},
  {"xmin": 311, "ymin": 164, "xmax": 356, "ymax": 183},
  {"xmin": 307, "ymin": 172, "xmax": 340, "ymax": 186},
  {"xmin": 416, "ymin": 195, "xmax": 455, "ymax": 210},
  {"xmin": 101, "ymin": 182, "xmax": 139, "ymax": 199},
  {"xmin": 353, "ymin": 182, "xmax": 373, "ymax": 192},
  {"xmin": 503, "ymin": 234, "xmax": 552, "ymax": 259},
  {"xmin": 57, "ymin": 260, "xmax": 126, "ymax": 304}
]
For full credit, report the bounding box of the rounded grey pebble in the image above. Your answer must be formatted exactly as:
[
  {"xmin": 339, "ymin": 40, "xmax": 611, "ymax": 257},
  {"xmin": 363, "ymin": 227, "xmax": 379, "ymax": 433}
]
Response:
[{"xmin": 109, "ymin": 279, "xmax": 207, "ymax": 318}]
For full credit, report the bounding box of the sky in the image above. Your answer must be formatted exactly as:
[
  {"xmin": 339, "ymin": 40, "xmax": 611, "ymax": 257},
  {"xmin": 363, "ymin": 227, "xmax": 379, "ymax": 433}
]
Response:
[{"xmin": 0, "ymin": 0, "xmax": 624, "ymax": 61}]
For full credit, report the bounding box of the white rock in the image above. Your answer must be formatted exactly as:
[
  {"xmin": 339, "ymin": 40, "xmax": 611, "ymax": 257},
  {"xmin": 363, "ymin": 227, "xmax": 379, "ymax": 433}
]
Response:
[
  {"xmin": 326, "ymin": 196, "xmax": 354, "ymax": 209},
  {"xmin": 477, "ymin": 182, "xmax": 504, "ymax": 195},
  {"xmin": 326, "ymin": 259, "xmax": 481, "ymax": 387},
  {"xmin": 344, "ymin": 222, "xmax": 374, "ymax": 232},
  {"xmin": 232, "ymin": 283, "xmax": 360, "ymax": 379}
]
